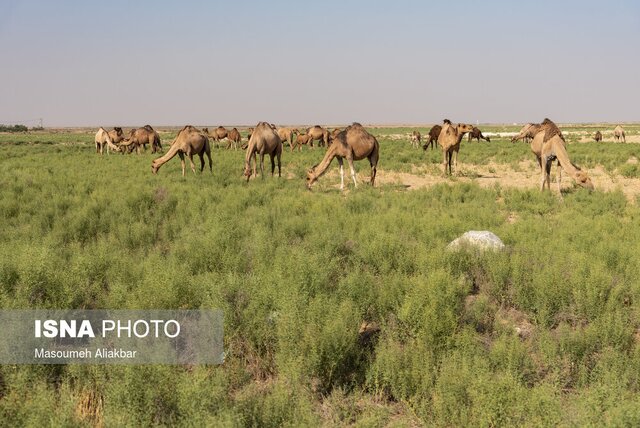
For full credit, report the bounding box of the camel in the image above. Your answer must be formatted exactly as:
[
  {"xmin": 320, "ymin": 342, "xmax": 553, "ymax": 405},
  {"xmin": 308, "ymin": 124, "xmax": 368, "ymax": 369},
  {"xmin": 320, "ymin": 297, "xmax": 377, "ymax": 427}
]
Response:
[
  {"xmin": 468, "ymin": 127, "xmax": 490, "ymax": 143},
  {"xmin": 212, "ymin": 126, "xmax": 228, "ymax": 148},
  {"xmin": 410, "ymin": 130, "xmax": 421, "ymax": 148},
  {"xmin": 437, "ymin": 119, "xmax": 475, "ymax": 175},
  {"xmin": 307, "ymin": 125, "xmax": 329, "ymax": 148},
  {"xmin": 243, "ymin": 121, "xmax": 282, "ymax": 181},
  {"xmin": 422, "ymin": 124, "xmax": 442, "ymax": 150},
  {"xmin": 594, "ymin": 131, "xmax": 602, "ymax": 142},
  {"xmin": 94, "ymin": 127, "xmax": 123, "ymax": 154},
  {"xmin": 614, "ymin": 125, "xmax": 626, "ymax": 143},
  {"xmin": 293, "ymin": 134, "xmax": 314, "ymax": 151},
  {"xmin": 514, "ymin": 119, "xmax": 593, "ymax": 193},
  {"xmin": 226, "ymin": 127, "xmax": 242, "ymax": 150},
  {"xmin": 120, "ymin": 125, "xmax": 162, "ymax": 154},
  {"xmin": 306, "ymin": 122, "xmax": 379, "ymax": 190},
  {"xmin": 537, "ymin": 119, "xmax": 593, "ymax": 192},
  {"xmin": 277, "ymin": 127, "xmax": 298, "ymax": 151},
  {"xmin": 151, "ymin": 125, "xmax": 211, "ymax": 176}
]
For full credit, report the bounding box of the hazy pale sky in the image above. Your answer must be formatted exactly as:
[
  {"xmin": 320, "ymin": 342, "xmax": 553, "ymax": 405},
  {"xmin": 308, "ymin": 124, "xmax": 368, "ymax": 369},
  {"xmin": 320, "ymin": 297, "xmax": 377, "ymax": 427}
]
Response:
[{"xmin": 1, "ymin": 0, "xmax": 638, "ymax": 126}]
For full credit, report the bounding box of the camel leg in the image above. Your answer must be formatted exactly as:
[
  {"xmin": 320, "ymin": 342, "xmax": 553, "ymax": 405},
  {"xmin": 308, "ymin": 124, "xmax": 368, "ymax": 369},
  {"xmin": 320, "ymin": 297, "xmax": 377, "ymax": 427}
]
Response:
[
  {"xmin": 556, "ymin": 162, "xmax": 562, "ymax": 194},
  {"xmin": 277, "ymin": 151, "xmax": 281, "ymax": 177},
  {"xmin": 348, "ymin": 157, "xmax": 357, "ymax": 188},
  {"xmin": 179, "ymin": 152, "xmax": 186, "ymax": 177},
  {"xmin": 199, "ymin": 153, "xmax": 205, "ymax": 172},
  {"xmin": 270, "ymin": 153, "xmax": 275, "ymax": 176},
  {"xmin": 259, "ymin": 153, "xmax": 265, "ymax": 179},
  {"xmin": 251, "ymin": 152, "xmax": 257, "ymax": 178},
  {"xmin": 369, "ymin": 153, "xmax": 378, "ymax": 186},
  {"xmin": 206, "ymin": 150, "xmax": 213, "ymax": 173},
  {"xmin": 337, "ymin": 157, "xmax": 345, "ymax": 191},
  {"xmin": 188, "ymin": 154, "xmax": 196, "ymax": 174}
]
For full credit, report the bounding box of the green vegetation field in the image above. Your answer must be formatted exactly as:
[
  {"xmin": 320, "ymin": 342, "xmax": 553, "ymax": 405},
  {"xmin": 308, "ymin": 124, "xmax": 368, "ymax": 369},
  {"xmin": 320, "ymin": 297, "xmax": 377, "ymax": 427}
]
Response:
[{"xmin": 1, "ymin": 125, "xmax": 640, "ymax": 426}]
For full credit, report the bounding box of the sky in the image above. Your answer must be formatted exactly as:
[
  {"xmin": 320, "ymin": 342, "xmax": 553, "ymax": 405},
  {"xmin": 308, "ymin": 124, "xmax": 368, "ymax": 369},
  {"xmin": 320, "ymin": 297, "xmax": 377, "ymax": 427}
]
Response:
[{"xmin": 0, "ymin": 0, "xmax": 638, "ymax": 127}]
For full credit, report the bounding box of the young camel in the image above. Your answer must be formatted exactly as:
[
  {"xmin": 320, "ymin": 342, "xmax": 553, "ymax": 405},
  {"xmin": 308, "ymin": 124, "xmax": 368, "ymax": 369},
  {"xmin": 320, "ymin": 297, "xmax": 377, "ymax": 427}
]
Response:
[
  {"xmin": 151, "ymin": 125, "xmax": 212, "ymax": 176},
  {"xmin": 243, "ymin": 121, "xmax": 282, "ymax": 181},
  {"xmin": 437, "ymin": 119, "xmax": 475, "ymax": 175},
  {"xmin": 410, "ymin": 130, "xmax": 421, "ymax": 148},
  {"xmin": 306, "ymin": 122, "xmax": 379, "ymax": 190}
]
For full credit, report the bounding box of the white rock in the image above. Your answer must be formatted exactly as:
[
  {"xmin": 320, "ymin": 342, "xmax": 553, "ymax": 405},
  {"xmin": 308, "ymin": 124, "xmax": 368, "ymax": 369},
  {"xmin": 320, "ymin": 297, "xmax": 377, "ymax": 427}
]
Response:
[{"xmin": 447, "ymin": 231, "xmax": 505, "ymax": 251}]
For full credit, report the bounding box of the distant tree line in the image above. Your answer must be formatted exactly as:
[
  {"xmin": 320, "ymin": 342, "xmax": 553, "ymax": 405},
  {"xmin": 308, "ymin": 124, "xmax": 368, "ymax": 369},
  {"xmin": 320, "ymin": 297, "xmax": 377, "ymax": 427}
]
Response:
[{"xmin": 0, "ymin": 124, "xmax": 42, "ymax": 132}]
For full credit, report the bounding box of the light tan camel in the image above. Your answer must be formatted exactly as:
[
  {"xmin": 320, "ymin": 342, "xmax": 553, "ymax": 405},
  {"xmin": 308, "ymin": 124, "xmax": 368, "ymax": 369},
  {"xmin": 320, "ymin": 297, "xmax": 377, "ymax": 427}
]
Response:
[
  {"xmin": 538, "ymin": 120, "xmax": 593, "ymax": 192},
  {"xmin": 277, "ymin": 127, "xmax": 298, "ymax": 151},
  {"xmin": 422, "ymin": 124, "xmax": 442, "ymax": 150},
  {"xmin": 437, "ymin": 119, "xmax": 475, "ymax": 175},
  {"xmin": 151, "ymin": 125, "xmax": 212, "ymax": 176},
  {"xmin": 515, "ymin": 119, "xmax": 593, "ymax": 193},
  {"xmin": 307, "ymin": 125, "xmax": 329, "ymax": 148},
  {"xmin": 511, "ymin": 124, "xmax": 536, "ymax": 145},
  {"xmin": 226, "ymin": 127, "xmax": 241, "ymax": 150},
  {"xmin": 243, "ymin": 122, "xmax": 282, "ymax": 181},
  {"xmin": 306, "ymin": 123, "xmax": 379, "ymax": 190},
  {"xmin": 94, "ymin": 127, "xmax": 123, "ymax": 154},
  {"xmin": 614, "ymin": 125, "xmax": 626, "ymax": 143},
  {"xmin": 120, "ymin": 125, "xmax": 162, "ymax": 154},
  {"xmin": 410, "ymin": 130, "xmax": 421, "ymax": 148}
]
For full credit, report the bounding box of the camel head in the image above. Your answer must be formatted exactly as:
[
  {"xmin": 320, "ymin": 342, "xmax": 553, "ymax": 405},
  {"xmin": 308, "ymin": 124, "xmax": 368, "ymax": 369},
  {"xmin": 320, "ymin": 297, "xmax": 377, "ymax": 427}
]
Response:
[
  {"xmin": 306, "ymin": 167, "xmax": 318, "ymax": 189},
  {"xmin": 457, "ymin": 123, "xmax": 475, "ymax": 134},
  {"xmin": 151, "ymin": 160, "xmax": 159, "ymax": 175},
  {"xmin": 575, "ymin": 170, "xmax": 594, "ymax": 190}
]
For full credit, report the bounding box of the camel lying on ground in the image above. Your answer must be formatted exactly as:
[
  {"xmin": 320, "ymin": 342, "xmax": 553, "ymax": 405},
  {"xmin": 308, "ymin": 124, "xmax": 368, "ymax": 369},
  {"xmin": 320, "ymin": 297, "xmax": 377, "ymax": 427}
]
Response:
[
  {"xmin": 151, "ymin": 125, "xmax": 211, "ymax": 176},
  {"xmin": 468, "ymin": 127, "xmax": 490, "ymax": 143},
  {"xmin": 95, "ymin": 127, "xmax": 123, "ymax": 154},
  {"xmin": 437, "ymin": 119, "xmax": 475, "ymax": 175},
  {"xmin": 410, "ymin": 130, "xmax": 421, "ymax": 148},
  {"xmin": 120, "ymin": 125, "xmax": 162, "ymax": 154},
  {"xmin": 423, "ymin": 124, "xmax": 442, "ymax": 150},
  {"xmin": 614, "ymin": 125, "xmax": 626, "ymax": 143},
  {"xmin": 244, "ymin": 122, "xmax": 282, "ymax": 181},
  {"xmin": 306, "ymin": 122, "xmax": 378, "ymax": 190}
]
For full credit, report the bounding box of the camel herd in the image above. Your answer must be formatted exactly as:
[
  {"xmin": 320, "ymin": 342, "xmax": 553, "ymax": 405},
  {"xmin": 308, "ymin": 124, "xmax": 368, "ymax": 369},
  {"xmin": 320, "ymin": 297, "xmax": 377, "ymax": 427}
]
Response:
[{"xmin": 93, "ymin": 121, "xmax": 631, "ymax": 193}]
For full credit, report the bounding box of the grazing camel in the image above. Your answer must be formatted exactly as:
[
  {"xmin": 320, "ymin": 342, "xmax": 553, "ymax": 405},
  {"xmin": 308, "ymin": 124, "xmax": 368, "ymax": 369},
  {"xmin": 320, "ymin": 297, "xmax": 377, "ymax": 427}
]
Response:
[
  {"xmin": 468, "ymin": 127, "xmax": 491, "ymax": 143},
  {"xmin": 410, "ymin": 130, "xmax": 421, "ymax": 148},
  {"xmin": 594, "ymin": 131, "xmax": 602, "ymax": 142},
  {"xmin": 511, "ymin": 124, "xmax": 536, "ymax": 145},
  {"xmin": 614, "ymin": 125, "xmax": 626, "ymax": 143},
  {"xmin": 212, "ymin": 126, "xmax": 228, "ymax": 148},
  {"xmin": 120, "ymin": 125, "xmax": 162, "ymax": 154},
  {"xmin": 243, "ymin": 121, "xmax": 282, "ymax": 181},
  {"xmin": 537, "ymin": 119, "xmax": 593, "ymax": 192},
  {"xmin": 423, "ymin": 124, "xmax": 442, "ymax": 150},
  {"xmin": 293, "ymin": 134, "xmax": 314, "ymax": 151},
  {"xmin": 437, "ymin": 119, "xmax": 475, "ymax": 175},
  {"xmin": 306, "ymin": 122, "xmax": 379, "ymax": 190},
  {"xmin": 328, "ymin": 128, "xmax": 343, "ymax": 145},
  {"xmin": 151, "ymin": 125, "xmax": 212, "ymax": 176},
  {"xmin": 307, "ymin": 125, "xmax": 329, "ymax": 148},
  {"xmin": 94, "ymin": 127, "xmax": 123, "ymax": 154},
  {"xmin": 226, "ymin": 127, "xmax": 242, "ymax": 150},
  {"xmin": 277, "ymin": 127, "xmax": 298, "ymax": 151}
]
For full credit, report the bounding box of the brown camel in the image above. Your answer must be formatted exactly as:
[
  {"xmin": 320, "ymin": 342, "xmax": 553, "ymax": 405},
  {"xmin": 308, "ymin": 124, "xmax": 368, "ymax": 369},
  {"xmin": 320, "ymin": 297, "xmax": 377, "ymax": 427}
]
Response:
[
  {"xmin": 120, "ymin": 125, "xmax": 162, "ymax": 154},
  {"xmin": 211, "ymin": 126, "xmax": 228, "ymax": 148},
  {"xmin": 293, "ymin": 134, "xmax": 314, "ymax": 151},
  {"xmin": 614, "ymin": 125, "xmax": 626, "ymax": 143},
  {"xmin": 410, "ymin": 130, "xmax": 421, "ymax": 148},
  {"xmin": 151, "ymin": 125, "xmax": 211, "ymax": 176},
  {"xmin": 468, "ymin": 127, "xmax": 491, "ymax": 143},
  {"xmin": 277, "ymin": 127, "xmax": 298, "ymax": 151},
  {"xmin": 226, "ymin": 127, "xmax": 242, "ymax": 150},
  {"xmin": 307, "ymin": 125, "xmax": 329, "ymax": 148},
  {"xmin": 511, "ymin": 124, "xmax": 536, "ymax": 145},
  {"xmin": 94, "ymin": 127, "xmax": 123, "ymax": 154},
  {"xmin": 437, "ymin": 119, "xmax": 474, "ymax": 175},
  {"xmin": 243, "ymin": 122, "xmax": 282, "ymax": 181},
  {"xmin": 306, "ymin": 122, "xmax": 379, "ymax": 190},
  {"xmin": 423, "ymin": 124, "xmax": 442, "ymax": 150},
  {"xmin": 594, "ymin": 131, "xmax": 602, "ymax": 142}
]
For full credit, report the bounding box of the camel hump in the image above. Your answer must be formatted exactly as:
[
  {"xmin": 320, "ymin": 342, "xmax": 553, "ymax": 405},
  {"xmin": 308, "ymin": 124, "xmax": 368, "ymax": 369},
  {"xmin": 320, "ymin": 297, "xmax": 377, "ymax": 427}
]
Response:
[
  {"xmin": 143, "ymin": 124, "xmax": 154, "ymax": 131},
  {"xmin": 540, "ymin": 118, "xmax": 564, "ymax": 142},
  {"xmin": 351, "ymin": 122, "xmax": 362, "ymax": 127}
]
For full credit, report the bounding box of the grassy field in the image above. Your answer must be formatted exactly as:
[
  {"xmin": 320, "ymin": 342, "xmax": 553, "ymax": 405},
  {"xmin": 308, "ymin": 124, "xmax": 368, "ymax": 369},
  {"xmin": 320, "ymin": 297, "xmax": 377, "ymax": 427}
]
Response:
[{"xmin": 1, "ymin": 125, "xmax": 640, "ymax": 426}]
